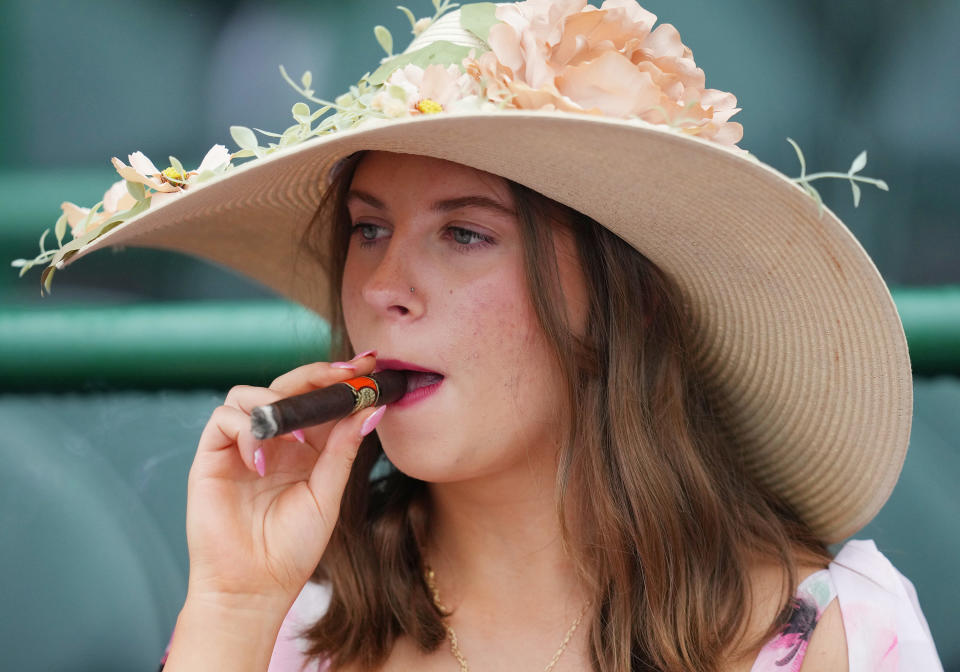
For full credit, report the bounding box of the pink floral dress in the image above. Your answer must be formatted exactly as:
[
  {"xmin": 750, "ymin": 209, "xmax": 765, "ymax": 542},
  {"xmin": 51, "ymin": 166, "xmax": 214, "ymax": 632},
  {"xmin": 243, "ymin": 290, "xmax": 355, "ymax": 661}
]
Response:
[
  {"xmin": 751, "ymin": 540, "xmax": 942, "ymax": 671},
  {"xmin": 160, "ymin": 540, "xmax": 942, "ymax": 671}
]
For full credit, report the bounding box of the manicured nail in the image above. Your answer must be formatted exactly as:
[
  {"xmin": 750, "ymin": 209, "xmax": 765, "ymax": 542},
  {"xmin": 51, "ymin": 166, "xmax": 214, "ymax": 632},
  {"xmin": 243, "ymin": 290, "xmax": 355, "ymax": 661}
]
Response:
[
  {"xmin": 330, "ymin": 361, "xmax": 357, "ymax": 370},
  {"xmin": 351, "ymin": 349, "xmax": 377, "ymax": 361},
  {"xmin": 254, "ymin": 448, "xmax": 265, "ymax": 477},
  {"xmin": 360, "ymin": 406, "xmax": 387, "ymax": 437},
  {"xmin": 292, "ymin": 429, "xmax": 306, "ymax": 443}
]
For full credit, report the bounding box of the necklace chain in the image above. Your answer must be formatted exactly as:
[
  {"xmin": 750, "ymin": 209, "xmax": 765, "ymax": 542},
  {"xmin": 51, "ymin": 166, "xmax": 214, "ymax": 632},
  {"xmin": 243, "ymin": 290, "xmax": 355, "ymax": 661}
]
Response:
[{"xmin": 423, "ymin": 566, "xmax": 589, "ymax": 672}]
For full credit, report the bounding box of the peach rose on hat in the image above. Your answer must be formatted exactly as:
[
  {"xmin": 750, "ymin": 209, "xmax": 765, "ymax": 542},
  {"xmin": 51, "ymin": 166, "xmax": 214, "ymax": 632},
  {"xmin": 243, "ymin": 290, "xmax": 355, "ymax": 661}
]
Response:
[{"xmin": 465, "ymin": 0, "xmax": 743, "ymax": 146}]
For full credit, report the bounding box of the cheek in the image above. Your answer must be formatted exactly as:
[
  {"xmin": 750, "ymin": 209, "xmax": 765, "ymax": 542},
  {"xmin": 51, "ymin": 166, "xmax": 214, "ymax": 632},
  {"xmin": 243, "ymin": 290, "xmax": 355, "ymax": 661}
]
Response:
[
  {"xmin": 450, "ymin": 272, "xmax": 553, "ymax": 417},
  {"xmin": 340, "ymin": 252, "xmax": 369, "ymax": 338},
  {"xmin": 453, "ymin": 270, "xmax": 539, "ymax": 358}
]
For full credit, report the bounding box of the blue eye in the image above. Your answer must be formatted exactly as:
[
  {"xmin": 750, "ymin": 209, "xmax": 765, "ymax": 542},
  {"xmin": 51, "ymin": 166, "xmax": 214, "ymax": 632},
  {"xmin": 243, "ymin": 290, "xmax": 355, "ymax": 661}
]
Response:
[
  {"xmin": 349, "ymin": 223, "xmax": 495, "ymax": 252},
  {"xmin": 446, "ymin": 226, "xmax": 495, "ymax": 252},
  {"xmin": 351, "ymin": 223, "xmax": 386, "ymax": 248}
]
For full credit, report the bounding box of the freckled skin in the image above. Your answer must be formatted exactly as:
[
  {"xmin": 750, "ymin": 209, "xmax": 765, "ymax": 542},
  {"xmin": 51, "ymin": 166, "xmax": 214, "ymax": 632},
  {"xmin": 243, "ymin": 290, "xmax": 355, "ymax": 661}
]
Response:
[{"xmin": 340, "ymin": 151, "xmax": 587, "ymax": 486}]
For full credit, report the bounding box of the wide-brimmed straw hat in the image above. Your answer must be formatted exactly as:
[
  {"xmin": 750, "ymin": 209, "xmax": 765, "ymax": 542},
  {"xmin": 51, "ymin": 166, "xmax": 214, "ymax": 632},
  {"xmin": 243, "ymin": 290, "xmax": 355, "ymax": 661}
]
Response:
[{"xmin": 13, "ymin": 0, "xmax": 910, "ymax": 543}]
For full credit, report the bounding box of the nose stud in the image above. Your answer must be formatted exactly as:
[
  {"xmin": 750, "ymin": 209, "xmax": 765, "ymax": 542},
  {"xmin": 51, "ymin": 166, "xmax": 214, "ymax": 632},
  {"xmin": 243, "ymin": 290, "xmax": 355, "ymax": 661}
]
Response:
[{"xmin": 410, "ymin": 287, "xmax": 415, "ymax": 293}]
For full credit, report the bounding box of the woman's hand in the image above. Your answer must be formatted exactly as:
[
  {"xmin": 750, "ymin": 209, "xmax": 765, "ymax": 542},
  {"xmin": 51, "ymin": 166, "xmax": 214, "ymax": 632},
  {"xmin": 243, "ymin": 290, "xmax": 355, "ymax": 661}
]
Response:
[{"xmin": 182, "ymin": 351, "xmax": 384, "ymax": 615}]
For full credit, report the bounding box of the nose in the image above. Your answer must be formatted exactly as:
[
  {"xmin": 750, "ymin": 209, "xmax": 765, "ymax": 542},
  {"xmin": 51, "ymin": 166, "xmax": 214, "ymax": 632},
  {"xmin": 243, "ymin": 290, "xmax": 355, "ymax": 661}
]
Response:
[{"xmin": 360, "ymin": 236, "xmax": 424, "ymax": 320}]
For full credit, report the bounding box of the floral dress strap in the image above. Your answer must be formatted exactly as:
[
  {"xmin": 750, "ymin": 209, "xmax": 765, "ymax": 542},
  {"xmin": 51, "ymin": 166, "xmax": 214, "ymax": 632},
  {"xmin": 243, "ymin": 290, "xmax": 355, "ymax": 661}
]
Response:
[{"xmin": 749, "ymin": 569, "xmax": 838, "ymax": 672}]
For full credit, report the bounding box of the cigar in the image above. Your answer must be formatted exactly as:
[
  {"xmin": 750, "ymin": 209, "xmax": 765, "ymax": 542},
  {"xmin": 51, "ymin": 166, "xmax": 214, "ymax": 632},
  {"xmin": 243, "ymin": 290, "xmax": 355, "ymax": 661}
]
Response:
[{"xmin": 250, "ymin": 370, "xmax": 408, "ymax": 440}]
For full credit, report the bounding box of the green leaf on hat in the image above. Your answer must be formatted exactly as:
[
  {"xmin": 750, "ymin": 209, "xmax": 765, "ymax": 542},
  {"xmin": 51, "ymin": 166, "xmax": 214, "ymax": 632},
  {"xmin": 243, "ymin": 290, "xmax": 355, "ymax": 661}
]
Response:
[
  {"xmin": 397, "ymin": 5, "xmax": 418, "ymax": 31},
  {"xmin": 50, "ymin": 234, "xmax": 90, "ymax": 268},
  {"xmin": 805, "ymin": 182, "xmax": 825, "ymax": 215},
  {"xmin": 95, "ymin": 218, "xmax": 126, "ymax": 239},
  {"xmin": 849, "ymin": 150, "xmax": 867, "ymax": 175},
  {"xmin": 126, "ymin": 180, "xmax": 146, "ymax": 201},
  {"xmin": 230, "ymin": 125, "xmax": 259, "ymax": 152},
  {"xmin": 168, "ymin": 156, "xmax": 186, "ymax": 180},
  {"xmin": 460, "ymin": 2, "xmax": 498, "ymax": 43},
  {"xmin": 280, "ymin": 126, "xmax": 300, "ymax": 147},
  {"xmin": 122, "ymin": 196, "xmax": 150, "ymax": 219},
  {"xmin": 787, "ymin": 137, "xmax": 807, "ymax": 178},
  {"xmin": 41, "ymin": 265, "xmax": 55, "ymax": 295},
  {"xmin": 79, "ymin": 201, "xmax": 104, "ymax": 234},
  {"xmin": 374, "ymin": 25, "xmax": 394, "ymax": 57},
  {"xmin": 292, "ymin": 102, "xmax": 311, "ymax": 124},
  {"xmin": 54, "ymin": 212, "xmax": 67, "ymax": 246},
  {"xmin": 367, "ymin": 41, "xmax": 473, "ymax": 85},
  {"xmin": 790, "ymin": 138, "xmax": 890, "ymax": 213},
  {"xmin": 301, "ymin": 71, "xmax": 312, "ymax": 90}
]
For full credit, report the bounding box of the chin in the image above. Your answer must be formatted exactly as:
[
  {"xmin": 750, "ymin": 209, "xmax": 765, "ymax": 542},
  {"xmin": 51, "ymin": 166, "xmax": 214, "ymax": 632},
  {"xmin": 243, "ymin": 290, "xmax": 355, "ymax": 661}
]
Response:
[
  {"xmin": 377, "ymin": 435, "xmax": 470, "ymax": 484},
  {"xmin": 380, "ymin": 446, "xmax": 447, "ymax": 483}
]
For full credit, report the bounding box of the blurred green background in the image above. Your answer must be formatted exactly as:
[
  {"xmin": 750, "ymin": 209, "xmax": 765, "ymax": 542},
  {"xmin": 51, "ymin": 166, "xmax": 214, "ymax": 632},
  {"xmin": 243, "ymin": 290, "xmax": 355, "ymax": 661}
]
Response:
[{"xmin": 1, "ymin": 0, "xmax": 957, "ymax": 669}]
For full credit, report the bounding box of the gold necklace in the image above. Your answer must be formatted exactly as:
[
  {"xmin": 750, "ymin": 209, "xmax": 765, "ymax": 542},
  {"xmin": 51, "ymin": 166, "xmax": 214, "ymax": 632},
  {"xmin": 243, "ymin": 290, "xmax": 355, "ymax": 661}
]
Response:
[{"xmin": 423, "ymin": 565, "xmax": 590, "ymax": 672}]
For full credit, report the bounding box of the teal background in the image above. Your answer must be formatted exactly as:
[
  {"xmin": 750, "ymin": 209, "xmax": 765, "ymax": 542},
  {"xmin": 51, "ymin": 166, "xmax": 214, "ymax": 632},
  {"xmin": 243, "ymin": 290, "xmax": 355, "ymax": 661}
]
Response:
[{"xmin": 0, "ymin": 1, "xmax": 957, "ymax": 669}]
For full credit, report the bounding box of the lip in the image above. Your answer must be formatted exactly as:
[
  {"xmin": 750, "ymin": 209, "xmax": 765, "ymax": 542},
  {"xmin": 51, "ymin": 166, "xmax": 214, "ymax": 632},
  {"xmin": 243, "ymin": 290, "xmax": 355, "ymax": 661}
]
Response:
[
  {"xmin": 390, "ymin": 377, "xmax": 444, "ymax": 409},
  {"xmin": 374, "ymin": 358, "xmax": 445, "ymax": 409},
  {"xmin": 373, "ymin": 358, "xmax": 443, "ymax": 375}
]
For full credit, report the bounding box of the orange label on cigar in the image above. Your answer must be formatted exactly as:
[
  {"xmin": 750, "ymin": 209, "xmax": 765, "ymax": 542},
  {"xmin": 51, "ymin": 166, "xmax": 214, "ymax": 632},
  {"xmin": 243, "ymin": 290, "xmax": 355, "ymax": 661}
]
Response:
[
  {"xmin": 343, "ymin": 375, "xmax": 378, "ymax": 393},
  {"xmin": 342, "ymin": 375, "xmax": 379, "ymax": 411}
]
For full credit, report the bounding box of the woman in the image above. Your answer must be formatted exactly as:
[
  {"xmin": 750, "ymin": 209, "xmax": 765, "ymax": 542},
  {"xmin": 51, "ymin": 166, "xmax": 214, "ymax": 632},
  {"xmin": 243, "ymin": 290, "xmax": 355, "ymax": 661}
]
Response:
[
  {"xmin": 166, "ymin": 149, "xmax": 853, "ymax": 672},
  {"xmin": 13, "ymin": 1, "xmax": 942, "ymax": 670}
]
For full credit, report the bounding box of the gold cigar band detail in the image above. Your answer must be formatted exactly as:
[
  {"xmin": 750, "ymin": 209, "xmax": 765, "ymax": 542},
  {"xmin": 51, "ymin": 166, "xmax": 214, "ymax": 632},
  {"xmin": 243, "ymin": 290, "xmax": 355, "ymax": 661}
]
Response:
[{"xmin": 340, "ymin": 375, "xmax": 380, "ymax": 413}]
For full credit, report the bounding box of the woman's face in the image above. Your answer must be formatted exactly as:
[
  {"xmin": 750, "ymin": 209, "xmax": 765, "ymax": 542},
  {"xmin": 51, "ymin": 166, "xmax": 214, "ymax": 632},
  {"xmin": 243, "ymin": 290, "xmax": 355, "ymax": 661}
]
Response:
[{"xmin": 341, "ymin": 151, "xmax": 588, "ymax": 484}]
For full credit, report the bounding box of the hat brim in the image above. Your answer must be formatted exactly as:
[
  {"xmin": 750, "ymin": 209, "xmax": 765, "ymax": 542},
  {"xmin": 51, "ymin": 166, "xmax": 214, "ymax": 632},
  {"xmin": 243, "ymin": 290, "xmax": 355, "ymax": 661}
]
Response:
[{"xmin": 63, "ymin": 110, "xmax": 912, "ymax": 542}]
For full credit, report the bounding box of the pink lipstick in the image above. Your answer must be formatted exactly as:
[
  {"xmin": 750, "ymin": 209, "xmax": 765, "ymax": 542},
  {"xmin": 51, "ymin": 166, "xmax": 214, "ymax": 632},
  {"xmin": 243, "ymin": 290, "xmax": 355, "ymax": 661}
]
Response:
[{"xmin": 375, "ymin": 358, "xmax": 445, "ymax": 409}]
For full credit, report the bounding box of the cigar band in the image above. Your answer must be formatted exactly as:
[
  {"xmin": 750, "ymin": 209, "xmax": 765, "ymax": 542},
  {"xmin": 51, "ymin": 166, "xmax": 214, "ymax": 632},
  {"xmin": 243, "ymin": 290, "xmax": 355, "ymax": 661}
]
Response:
[{"xmin": 340, "ymin": 375, "xmax": 380, "ymax": 413}]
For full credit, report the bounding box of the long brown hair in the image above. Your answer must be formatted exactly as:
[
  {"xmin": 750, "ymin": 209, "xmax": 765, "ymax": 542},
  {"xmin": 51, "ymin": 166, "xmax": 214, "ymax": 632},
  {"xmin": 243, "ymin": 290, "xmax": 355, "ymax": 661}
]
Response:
[{"xmin": 299, "ymin": 151, "xmax": 830, "ymax": 671}]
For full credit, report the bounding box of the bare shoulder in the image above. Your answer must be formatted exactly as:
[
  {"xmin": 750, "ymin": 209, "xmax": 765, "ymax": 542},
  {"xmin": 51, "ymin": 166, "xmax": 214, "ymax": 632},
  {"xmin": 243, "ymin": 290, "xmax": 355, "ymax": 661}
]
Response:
[
  {"xmin": 749, "ymin": 561, "xmax": 849, "ymax": 672},
  {"xmin": 799, "ymin": 597, "xmax": 848, "ymax": 672},
  {"xmin": 722, "ymin": 558, "xmax": 838, "ymax": 672}
]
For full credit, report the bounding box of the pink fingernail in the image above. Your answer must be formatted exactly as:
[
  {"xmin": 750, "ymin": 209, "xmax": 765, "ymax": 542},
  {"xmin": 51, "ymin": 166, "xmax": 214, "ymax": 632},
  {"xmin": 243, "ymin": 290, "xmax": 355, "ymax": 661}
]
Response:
[
  {"xmin": 351, "ymin": 349, "xmax": 377, "ymax": 361},
  {"xmin": 360, "ymin": 406, "xmax": 387, "ymax": 437},
  {"xmin": 330, "ymin": 362, "xmax": 357, "ymax": 370},
  {"xmin": 254, "ymin": 448, "xmax": 265, "ymax": 477},
  {"xmin": 292, "ymin": 429, "xmax": 306, "ymax": 443}
]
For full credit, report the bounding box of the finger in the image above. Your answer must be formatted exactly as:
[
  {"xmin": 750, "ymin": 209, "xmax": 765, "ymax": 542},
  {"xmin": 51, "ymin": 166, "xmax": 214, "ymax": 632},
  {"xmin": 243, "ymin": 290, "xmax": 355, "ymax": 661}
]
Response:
[
  {"xmin": 223, "ymin": 384, "xmax": 283, "ymax": 413},
  {"xmin": 223, "ymin": 375, "xmax": 352, "ymax": 448},
  {"xmin": 222, "ymin": 386, "xmax": 308, "ymax": 443},
  {"xmin": 307, "ymin": 404, "xmax": 387, "ymax": 523},
  {"xmin": 196, "ymin": 404, "xmax": 263, "ymax": 475},
  {"xmin": 269, "ymin": 352, "xmax": 378, "ymax": 397}
]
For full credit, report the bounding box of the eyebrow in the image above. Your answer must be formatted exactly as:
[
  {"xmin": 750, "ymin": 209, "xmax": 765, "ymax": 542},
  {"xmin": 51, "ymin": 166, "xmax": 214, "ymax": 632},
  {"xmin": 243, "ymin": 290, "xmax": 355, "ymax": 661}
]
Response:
[{"xmin": 346, "ymin": 189, "xmax": 516, "ymax": 219}]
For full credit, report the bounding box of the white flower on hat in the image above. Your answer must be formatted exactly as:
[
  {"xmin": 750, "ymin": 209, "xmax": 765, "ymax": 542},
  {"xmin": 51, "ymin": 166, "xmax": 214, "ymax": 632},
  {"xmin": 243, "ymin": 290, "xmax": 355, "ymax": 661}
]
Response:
[
  {"xmin": 111, "ymin": 144, "xmax": 231, "ymax": 195},
  {"xmin": 60, "ymin": 180, "xmax": 136, "ymax": 239},
  {"xmin": 195, "ymin": 144, "xmax": 232, "ymax": 174},
  {"xmin": 412, "ymin": 16, "xmax": 433, "ymax": 36},
  {"xmin": 11, "ymin": 143, "xmax": 234, "ymax": 291},
  {"xmin": 371, "ymin": 63, "xmax": 479, "ymax": 117}
]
